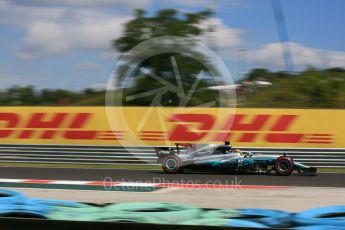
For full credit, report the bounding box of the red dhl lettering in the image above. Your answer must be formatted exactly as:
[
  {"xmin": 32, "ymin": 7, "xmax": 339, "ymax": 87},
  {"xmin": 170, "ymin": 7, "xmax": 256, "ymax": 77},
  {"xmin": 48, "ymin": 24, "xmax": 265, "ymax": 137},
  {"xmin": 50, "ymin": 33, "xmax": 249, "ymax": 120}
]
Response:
[
  {"xmin": 167, "ymin": 113, "xmax": 334, "ymax": 144},
  {"xmin": 0, "ymin": 112, "xmax": 104, "ymax": 140},
  {"xmin": 0, "ymin": 112, "xmax": 334, "ymax": 144},
  {"xmin": 168, "ymin": 114, "xmax": 215, "ymax": 141}
]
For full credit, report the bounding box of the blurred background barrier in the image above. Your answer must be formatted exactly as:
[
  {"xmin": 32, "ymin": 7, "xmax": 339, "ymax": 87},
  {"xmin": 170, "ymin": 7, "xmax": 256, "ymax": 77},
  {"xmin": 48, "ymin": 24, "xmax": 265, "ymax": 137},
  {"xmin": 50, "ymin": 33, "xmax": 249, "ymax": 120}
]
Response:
[
  {"xmin": 0, "ymin": 144, "xmax": 344, "ymax": 168},
  {"xmin": 0, "ymin": 189, "xmax": 343, "ymax": 229}
]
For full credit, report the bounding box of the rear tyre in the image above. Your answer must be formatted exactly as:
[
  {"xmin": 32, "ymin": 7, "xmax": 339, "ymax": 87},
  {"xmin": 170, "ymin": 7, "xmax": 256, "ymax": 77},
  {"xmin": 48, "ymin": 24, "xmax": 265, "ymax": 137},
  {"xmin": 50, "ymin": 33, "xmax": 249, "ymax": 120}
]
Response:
[
  {"xmin": 274, "ymin": 156, "xmax": 293, "ymax": 176},
  {"xmin": 162, "ymin": 155, "xmax": 183, "ymax": 174}
]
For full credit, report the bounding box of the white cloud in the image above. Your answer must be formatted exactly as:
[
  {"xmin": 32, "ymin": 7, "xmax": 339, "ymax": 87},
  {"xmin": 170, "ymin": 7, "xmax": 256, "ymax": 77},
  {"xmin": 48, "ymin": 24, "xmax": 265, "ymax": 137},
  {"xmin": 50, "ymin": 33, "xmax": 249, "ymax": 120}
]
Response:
[
  {"xmin": 1, "ymin": 0, "xmax": 243, "ymax": 60},
  {"xmin": 167, "ymin": 0, "xmax": 244, "ymax": 8},
  {"xmin": 0, "ymin": 0, "xmax": 66, "ymax": 27},
  {"xmin": 199, "ymin": 18, "xmax": 242, "ymax": 48},
  {"xmin": 213, "ymin": 19, "xmax": 242, "ymax": 48},
  {"xmin": 16, "ymin": 12, "xmax": 243, "ymax": 60},
  {"xmin": 90, "ymin": 82, "xmax": 107, "ymax": 91},
  {"xmin": 0, "ymin": 0, "xmax": 8, "ymax": 9},
  {"xmin": 249, "ymin": 42, "xmax": 345, "ymax": 69},
  {"xmin": 166, "ymin": 0, "xmax": 213, "ymax": 7},
  {"xmin": 16, "ymin": 9, "xmax": 129, "ymax": 59},
  {"xmin": 10, "ymin": 0, "xmax": 151, "ymax": 8},
  {"xmin": 74, "ymin": 62, "xmax": 101, "ymax": 70},
  {"xmin": 0, "ymin": 73, "xmax": 28, "ymax": 85},
  {"xmin": 0, "ymin": 0, "xmax": 133, "ymax": 59}
]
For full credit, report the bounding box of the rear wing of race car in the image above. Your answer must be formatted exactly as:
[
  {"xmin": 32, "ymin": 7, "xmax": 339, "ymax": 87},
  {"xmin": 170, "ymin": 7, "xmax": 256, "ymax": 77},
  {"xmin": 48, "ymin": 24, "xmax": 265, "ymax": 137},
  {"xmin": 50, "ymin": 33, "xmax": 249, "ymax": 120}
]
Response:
[
  {"xmin": 154, "ymin": 143, "xmax": 191, "ymax": 163},
  {"xmin": 154, "ymin": 146, "xmax": 176, "ymax": 163}
]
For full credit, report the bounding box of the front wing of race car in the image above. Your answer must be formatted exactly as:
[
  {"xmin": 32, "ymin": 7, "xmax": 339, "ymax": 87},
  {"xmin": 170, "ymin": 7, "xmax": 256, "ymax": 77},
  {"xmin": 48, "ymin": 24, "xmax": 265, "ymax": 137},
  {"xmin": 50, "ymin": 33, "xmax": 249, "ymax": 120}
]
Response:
[{"xmin": 293, "ymin": 162, "xmax": 318, "ymax": 175}]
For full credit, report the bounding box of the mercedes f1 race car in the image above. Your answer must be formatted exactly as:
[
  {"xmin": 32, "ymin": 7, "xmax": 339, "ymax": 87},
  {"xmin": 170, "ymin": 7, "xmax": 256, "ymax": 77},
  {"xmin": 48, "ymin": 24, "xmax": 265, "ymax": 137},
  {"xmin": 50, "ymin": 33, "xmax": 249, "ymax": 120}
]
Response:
[{"xmin": 154, "ymin": 142, "xmax": 318, "ymax": 176}]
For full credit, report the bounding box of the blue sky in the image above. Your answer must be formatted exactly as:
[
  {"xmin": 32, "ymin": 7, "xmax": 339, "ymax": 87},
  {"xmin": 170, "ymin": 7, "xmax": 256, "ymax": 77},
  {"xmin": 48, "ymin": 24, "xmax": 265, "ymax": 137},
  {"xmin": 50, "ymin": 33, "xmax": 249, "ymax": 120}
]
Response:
[{"xmin": 0, "ymin": 0, "xmax": 344, "ymax": 90}]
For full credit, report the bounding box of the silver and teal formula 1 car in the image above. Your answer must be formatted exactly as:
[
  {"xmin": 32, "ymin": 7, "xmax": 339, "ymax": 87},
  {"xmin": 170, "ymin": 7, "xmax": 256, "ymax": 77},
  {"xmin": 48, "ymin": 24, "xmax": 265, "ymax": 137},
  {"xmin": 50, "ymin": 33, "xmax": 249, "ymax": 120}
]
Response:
[{"xmin": 154, "ymin": 142, "xmax": 318, "ymax": 176}]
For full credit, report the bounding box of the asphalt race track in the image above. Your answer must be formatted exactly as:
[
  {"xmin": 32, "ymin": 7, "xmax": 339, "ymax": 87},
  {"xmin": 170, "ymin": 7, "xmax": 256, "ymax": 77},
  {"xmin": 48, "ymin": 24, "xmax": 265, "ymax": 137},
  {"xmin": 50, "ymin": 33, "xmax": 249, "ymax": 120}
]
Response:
[{"xmin": 0, "ymin": 167, "xmax": 344, "ymax": 187}]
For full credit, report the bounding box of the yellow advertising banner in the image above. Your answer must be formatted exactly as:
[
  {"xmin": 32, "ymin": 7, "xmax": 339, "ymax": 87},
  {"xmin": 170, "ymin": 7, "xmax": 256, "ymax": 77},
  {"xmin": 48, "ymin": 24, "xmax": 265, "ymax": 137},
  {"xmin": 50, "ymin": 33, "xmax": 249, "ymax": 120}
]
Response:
[{"xmin": 0, "ymin": 107, "xmax": 344, "ymax": 148}]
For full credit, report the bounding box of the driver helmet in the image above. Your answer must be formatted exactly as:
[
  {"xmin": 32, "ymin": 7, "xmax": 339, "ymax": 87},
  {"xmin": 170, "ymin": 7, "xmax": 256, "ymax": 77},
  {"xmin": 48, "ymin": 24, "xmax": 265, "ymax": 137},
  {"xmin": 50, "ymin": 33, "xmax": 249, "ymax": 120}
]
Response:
[{"xmin": 224, "ymin": 141, "xmax": 232, "ymax": 148}]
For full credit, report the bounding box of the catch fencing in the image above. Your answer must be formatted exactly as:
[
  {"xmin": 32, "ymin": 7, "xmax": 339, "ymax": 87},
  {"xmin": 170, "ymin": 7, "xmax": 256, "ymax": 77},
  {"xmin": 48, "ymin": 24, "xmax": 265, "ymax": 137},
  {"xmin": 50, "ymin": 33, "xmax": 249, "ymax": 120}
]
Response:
[{"xmin": 0, "ymin": 144, "xmax": 344, "ymax": 168}]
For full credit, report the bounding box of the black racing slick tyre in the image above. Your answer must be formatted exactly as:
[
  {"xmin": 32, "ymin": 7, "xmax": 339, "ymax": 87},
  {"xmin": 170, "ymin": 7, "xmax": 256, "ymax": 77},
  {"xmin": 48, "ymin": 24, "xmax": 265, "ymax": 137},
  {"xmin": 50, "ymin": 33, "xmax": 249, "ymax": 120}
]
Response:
[
  {"xmin": 162, "ymin": 155, "xmax": 183, "ymax": 174},
  {"xmin": 274, "ymin": 156, "xmax": 293, "ymax": 176}
]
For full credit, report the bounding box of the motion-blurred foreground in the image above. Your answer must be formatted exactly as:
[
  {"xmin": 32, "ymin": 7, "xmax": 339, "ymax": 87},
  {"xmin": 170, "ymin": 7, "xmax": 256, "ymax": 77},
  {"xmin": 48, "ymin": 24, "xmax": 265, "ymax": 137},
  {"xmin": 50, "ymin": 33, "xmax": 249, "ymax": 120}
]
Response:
[{"xmin": 0, "ymin": 189, "xmax": 344, "ymax": 229}]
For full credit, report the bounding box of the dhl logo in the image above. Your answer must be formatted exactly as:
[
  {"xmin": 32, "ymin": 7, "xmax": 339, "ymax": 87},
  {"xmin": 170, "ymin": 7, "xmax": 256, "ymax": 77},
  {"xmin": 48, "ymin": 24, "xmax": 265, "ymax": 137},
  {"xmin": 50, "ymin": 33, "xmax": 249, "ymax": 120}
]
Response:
[
  {"xmin": 0, "ymin": 112, "xmax": 334, "ymax": 144},
  {"xmin": 167, "ymin": 114, "xmax": 333, "ymax": 144},
  {"xmin": 0, "ymin": 113, "xmax": 123, "ymax": 140}
]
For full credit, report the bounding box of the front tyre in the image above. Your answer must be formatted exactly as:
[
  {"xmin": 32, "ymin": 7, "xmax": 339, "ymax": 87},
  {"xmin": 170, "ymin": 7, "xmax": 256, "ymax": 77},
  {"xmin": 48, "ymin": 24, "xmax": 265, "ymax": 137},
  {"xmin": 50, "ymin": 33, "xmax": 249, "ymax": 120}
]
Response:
[
  {"xmin": 274, "ymin": 156, "xmax": 293, "ymax": 176},
  {"xmin": 162, "ymin": 155, "xmax": 183, "ymax": 174}
]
